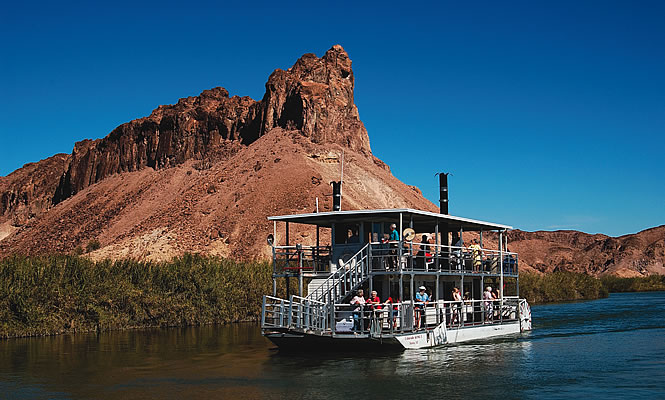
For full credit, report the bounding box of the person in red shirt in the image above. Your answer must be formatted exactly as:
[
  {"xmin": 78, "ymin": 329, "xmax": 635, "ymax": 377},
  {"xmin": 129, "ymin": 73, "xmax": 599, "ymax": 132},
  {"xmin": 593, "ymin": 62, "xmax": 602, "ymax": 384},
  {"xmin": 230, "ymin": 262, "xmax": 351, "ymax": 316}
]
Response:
[
  {"xmin": 367, "ymin": 290, "xmax": 381, "ymax": 308},
  {"xmin": 383, "ymin": 293, "xmax": 400, "ymax": 330},
  {"xmin": 365, "ymin": 290, "xmax": 382, "ymax": 332}
]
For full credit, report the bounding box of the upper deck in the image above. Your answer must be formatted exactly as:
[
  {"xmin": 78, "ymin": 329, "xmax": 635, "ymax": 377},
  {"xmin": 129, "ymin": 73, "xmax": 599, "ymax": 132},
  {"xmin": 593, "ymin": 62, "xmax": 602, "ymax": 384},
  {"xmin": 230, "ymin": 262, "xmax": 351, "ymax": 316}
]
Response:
[{"xmin": 268, "ymin": 208, "xmax": 517, "ymax": 279}]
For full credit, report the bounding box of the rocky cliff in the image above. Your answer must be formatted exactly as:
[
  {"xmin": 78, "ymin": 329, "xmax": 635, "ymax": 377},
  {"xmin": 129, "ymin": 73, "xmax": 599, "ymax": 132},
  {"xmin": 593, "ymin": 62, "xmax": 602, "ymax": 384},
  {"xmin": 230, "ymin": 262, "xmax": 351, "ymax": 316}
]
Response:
[
  {"xmin": 2, "ymin": 45, "xmax": 370, "ymax": 222},
  {"xmin": 0, "ymin": 45, "xmax": 429, "ymax": 259},
  {"xmin": 505, "ymin": 226, "xmax": 665, "ymax": 277}
]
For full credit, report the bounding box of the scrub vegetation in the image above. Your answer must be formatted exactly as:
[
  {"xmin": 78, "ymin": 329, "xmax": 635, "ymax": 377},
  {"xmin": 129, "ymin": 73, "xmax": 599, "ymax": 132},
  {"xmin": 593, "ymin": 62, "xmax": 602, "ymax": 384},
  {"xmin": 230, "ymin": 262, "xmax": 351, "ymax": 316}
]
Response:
[
  {"xmin": 519, "ymin": 271, "xmax": 609, "ymax": 304},
  {"xmin": 2, "ymin": 254, "xmax": 662, "ymax": 338},
  {"xmin": 0, "ymin": 254, "xmax": 278, "ymax": 338},
  {"xmin": 599, "ymin": 274, "xmax": 665, "ymax": 293}
]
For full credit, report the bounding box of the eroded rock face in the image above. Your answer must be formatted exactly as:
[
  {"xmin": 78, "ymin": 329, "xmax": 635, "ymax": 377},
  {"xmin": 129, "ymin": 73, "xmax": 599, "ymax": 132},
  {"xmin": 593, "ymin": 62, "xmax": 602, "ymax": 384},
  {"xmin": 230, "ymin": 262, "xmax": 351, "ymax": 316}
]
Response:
[
  {"xmin": 1, "ymin": 45, "xmax": 371, "ymax": 220},
  {"xmin": 0, "ymin": 154, "xmax": 70, "ymax": 226}
]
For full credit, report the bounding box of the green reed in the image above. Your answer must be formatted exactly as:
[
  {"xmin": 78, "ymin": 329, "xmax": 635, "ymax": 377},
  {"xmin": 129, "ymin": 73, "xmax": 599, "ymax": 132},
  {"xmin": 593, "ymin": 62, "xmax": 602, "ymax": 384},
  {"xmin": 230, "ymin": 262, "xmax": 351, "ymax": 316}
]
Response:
[
  {"xmin": 599, "ymin": 274, "xmax": 665, "ymax": 293},
  {"xmin": 519, "ymin": 271, "xmax": 609, "ymax": 304},
  {"xmin": 0, "ymin": 254, "xmax": 277, "ymax": 338}
]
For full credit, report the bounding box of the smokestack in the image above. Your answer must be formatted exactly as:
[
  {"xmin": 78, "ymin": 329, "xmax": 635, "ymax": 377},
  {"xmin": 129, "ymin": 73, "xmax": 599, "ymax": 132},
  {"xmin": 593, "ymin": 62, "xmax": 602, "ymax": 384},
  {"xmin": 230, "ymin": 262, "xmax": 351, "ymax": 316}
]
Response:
[
  {"xmin": 331, "ymin": 181, "xmax": 342, "ymax": 211},
  {"xmin": 439, "ymin": 173, "xmax": 449, "ymax": 215}
]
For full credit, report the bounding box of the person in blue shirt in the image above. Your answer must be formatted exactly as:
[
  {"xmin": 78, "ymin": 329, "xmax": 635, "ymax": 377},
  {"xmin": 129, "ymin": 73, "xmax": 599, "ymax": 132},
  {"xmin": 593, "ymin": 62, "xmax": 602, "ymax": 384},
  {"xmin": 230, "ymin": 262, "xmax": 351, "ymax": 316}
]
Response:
[
  {"xmin": 388, "ymin": 223, "xmax": 400, "ymax": 269},
  {"xmin": 415, "ymin": 286, "xmax": 430, "ymax": 329},
  {"xmin": 389, "ymin": 224, "xmax": 399, "ymax": 241}
]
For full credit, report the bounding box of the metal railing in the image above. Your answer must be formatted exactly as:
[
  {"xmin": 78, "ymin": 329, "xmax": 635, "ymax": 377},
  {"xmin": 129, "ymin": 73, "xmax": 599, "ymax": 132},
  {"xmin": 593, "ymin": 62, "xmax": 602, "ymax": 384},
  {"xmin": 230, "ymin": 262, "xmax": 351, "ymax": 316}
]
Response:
[
  {"xmin": 261, "ymin": 295, "xmax": 330, "ymax": 333},
  {"xmin": 261, "ymin": 295, "xmax": 292, "ymax": 329},
  {"xmin": 330, "ymin": 298, "xmax": 521, "ymax": 335},
  {"xmin": 262, "ymin": 295, "xmax": 522, "ymax": 338},
  {"xmin": 273, "ymin": 245, "xmax": 331, "ymax": 274},
  {"xmin": 369, "ymin": 242, "xmax": 518, "ymax": 275},
  {"xmin": 305, "ymin": 243, "xmax": 370, "ymax": 304}
]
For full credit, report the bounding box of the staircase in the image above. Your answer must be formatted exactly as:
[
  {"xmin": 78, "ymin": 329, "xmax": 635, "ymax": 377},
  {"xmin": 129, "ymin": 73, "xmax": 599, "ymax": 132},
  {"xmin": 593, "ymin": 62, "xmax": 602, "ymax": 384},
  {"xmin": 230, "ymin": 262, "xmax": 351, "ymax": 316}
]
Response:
[{"xmin": 306, "ymin": 243, "xmax": 371, "ymax": 304}]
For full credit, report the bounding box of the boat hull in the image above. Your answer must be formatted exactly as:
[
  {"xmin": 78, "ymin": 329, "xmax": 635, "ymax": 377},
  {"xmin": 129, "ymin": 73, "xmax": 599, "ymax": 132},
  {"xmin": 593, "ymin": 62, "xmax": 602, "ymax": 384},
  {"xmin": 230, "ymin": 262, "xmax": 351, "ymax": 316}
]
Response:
[
  {"xmin": 264, "ymin": 331, "xmax": 403, "ymax": 352},
  {"xmin": 264, "ymin": 321, "xmax": 523, "ymax": 351}
]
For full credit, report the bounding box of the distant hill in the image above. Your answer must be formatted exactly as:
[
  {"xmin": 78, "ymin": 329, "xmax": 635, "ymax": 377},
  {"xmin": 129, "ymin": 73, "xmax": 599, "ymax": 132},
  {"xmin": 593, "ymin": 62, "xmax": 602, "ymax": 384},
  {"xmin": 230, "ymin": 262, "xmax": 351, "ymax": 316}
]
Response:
[{"xmin": 1, "ymin": 45, "xmax": 662, "ymax": 277}]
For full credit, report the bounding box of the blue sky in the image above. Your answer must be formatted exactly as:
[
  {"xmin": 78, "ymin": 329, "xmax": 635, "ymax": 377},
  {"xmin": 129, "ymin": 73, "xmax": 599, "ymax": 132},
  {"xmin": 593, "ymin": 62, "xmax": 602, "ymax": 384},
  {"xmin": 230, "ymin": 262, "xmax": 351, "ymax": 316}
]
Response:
[{"xmin": 1, "ymin": 1, "xmax": 663, "ymax": 236}]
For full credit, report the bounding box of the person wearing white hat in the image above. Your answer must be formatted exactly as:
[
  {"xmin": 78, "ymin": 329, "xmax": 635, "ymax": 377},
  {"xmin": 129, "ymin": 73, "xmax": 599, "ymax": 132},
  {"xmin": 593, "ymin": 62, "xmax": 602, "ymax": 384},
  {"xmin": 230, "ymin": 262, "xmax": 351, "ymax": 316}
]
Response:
[
  {"xmin": 415, "ymin": 286, "xmax": 430, "ymax": 329},
  {"xmin": 483, "ymin": 286, "xmax": 494, "ymax": 322}
]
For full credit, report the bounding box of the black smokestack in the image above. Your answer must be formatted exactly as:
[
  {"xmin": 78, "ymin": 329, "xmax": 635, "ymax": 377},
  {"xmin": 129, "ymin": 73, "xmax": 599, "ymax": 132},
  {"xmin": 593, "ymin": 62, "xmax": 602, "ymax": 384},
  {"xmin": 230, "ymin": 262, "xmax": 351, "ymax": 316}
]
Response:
[
  {"xmin": 331, "ymin": 181, "xmax": 342, "ymax": 211},
  {"xmin": 439, "ymin": 173, "xmax": 449, "ymax": 215}
]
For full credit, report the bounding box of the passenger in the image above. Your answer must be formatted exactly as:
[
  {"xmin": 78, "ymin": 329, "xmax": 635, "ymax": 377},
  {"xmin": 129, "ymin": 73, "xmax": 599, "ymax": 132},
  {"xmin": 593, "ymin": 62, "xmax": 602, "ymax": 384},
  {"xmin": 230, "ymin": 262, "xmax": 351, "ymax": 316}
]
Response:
[
  {"xmin": 493, "ymin": 288, "xmax": 500, "ymax": 319},
  {"xmin": 463, "ymin": 291, "xmax": 472, "ymax": 322},
  {"xmin": 415, "ymin": 286, "xmax": 430, "ymax": 329},
  {"xmin": 416, "ymin": 234, "xmax": 432, "ymax": 270},
  {"xmin": 384, "ymin": 294, "xmax": 400, "ymax": 330},
  {"xmin": 366, "ymin": 290, "xmax": 381, "ymax": 330},
  {"xmin": 367, "ymin": 290, "xmax": 381, "ymax": 308},
  {"xmin": 470, "ymin": 239, "xmax": 482, "ymax": 272},
  {"xmin": 451, "ymin": 287, "xmax": 462, "ymax": 326},
  {"xmin": 388, "ymin": 223, "xmax": 399, "ymax": 270},
  {"xmin": 452, "ymin": 233, "xmax": 463, "ymax": 271},
  {"xmin": 350, "ymin": 289, "xmax": 366, "ymax": 332},
  {"xmin": 347, "ymin": 228, "xmax": 360, "ymax": 244},
  {"xmin": 483, "ymin": 286, "xmax": 494, "ymax": 322}
]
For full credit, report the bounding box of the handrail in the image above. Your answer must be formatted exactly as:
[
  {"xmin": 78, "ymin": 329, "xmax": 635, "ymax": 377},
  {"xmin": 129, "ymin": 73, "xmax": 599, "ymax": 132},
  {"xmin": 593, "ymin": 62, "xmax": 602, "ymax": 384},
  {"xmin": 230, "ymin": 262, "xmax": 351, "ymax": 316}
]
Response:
[
  {"xmin": 306, "ymin": 243, "xmax": 370, "ymax": 303},
  {"xmin": 368, "ymin": 241, "xmax": 518, "ymax": 275}
]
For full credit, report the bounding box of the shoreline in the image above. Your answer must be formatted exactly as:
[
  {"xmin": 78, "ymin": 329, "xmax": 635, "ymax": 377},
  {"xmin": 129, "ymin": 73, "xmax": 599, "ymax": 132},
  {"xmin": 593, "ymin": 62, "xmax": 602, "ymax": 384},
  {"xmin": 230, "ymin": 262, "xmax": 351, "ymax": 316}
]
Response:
[{"xmin": 2, "ymin": 255, "xmax": 662, "ymax": 339}]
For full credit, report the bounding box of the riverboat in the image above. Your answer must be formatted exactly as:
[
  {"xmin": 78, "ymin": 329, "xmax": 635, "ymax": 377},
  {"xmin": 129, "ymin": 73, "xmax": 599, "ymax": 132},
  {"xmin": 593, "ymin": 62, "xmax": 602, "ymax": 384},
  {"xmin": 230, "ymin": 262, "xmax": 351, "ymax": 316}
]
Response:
[
  {"xmin": 261, "ymin": 172, "xmax": 531, "ymax": 351},
  {"xmin": 261, "ymin": 205, "xmax": 532, "ymax": 350}
]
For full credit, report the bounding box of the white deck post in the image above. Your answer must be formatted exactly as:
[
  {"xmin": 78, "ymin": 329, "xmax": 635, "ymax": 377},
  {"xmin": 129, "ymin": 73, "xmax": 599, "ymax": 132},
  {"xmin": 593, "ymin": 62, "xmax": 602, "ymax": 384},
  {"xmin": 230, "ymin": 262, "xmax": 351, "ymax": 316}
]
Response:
[{"xmin": 499, "ymin": 230, "xmax": 504, "ymax": 313}]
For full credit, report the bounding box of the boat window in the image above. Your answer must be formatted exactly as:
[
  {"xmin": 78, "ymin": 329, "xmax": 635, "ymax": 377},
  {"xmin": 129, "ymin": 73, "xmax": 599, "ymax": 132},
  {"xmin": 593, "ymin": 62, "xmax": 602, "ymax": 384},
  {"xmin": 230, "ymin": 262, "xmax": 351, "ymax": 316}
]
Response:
[{"xmin": 334, "ymin": 224, "xmax": 360, "ymax": 244}]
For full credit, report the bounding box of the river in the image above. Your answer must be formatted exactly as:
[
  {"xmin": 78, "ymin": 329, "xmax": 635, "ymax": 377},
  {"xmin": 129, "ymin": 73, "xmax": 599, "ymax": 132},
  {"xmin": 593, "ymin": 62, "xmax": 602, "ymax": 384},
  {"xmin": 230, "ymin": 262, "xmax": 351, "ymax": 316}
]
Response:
[{"xmin": 1, "ymin": 291, "xmax": 664, "ymax": 399}]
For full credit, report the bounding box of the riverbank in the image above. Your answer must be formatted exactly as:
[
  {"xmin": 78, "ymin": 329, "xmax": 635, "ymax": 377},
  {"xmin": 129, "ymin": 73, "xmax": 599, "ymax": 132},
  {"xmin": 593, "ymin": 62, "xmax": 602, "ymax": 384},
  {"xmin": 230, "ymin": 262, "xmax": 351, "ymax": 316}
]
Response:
[
  {"xmin": 0, "ymin": 254, "xmax": 278, "ymax": 338},
  {"xmin": 600, "ymin": 274, "xmax": 665, "ymax": 292},
  {"xmin": 2, "ymin": 255, "xmax": 660, "ymax": 338},
  {"xmin": 519, "ymin": 271, "xmax": 609, "ymax": 304}
]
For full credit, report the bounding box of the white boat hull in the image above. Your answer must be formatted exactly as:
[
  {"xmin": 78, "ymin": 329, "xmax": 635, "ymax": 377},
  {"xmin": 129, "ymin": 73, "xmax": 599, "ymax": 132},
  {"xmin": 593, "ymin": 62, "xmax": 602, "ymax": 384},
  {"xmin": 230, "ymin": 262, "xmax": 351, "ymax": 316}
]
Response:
[{"xmin": 395, "ymin": 321, "xmax": 521, "ymax": 349}]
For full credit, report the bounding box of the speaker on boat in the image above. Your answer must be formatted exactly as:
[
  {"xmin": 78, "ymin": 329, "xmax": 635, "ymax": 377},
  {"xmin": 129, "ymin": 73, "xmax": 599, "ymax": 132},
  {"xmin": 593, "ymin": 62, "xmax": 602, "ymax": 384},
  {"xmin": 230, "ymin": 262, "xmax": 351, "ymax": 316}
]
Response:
[
  {"xmin": 266, "ymin": 234, "xmax": 274, "ymax": 246},
  {"xmin": 403, "ymin": 228, "xmax": 416, "ymax": 241},
  {"xmin": 331, "ymin": 181, "xmax": 342, "ymax": 211}
]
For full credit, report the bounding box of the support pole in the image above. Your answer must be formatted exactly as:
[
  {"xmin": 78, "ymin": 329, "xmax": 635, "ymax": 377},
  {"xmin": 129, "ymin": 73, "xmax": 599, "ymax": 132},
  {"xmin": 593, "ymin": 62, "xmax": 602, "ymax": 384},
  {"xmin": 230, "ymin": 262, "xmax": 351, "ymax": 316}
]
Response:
[
  {"xmin": 399, "ymin": 212, "xmax": 403, "ymax": 264},
  {"xmin": 499, "ymin": 230, "xmax": 504, "ymax": 307},
  {"xmin": 435, "ymin": 222, "xmax": 440, "ymax": 271}
]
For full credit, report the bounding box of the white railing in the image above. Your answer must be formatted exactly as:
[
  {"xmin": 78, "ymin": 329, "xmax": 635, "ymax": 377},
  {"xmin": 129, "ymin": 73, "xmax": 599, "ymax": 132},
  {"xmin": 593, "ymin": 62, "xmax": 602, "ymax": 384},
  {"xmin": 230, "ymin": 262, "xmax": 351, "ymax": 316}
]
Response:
[
  {"xmin": 261, "ymin": 295, "xmax": 292, "ymax": 329},
  {"xmin": 306, "ymin": 243, "xmax": 370, "ymax": 304},
  {"xmin": 262, "ymin": 295, "xmax": 522, "ymax": 337},
  {"xmin": 261, "ymin": 295, "xmax": 330, "ymax": 333}
]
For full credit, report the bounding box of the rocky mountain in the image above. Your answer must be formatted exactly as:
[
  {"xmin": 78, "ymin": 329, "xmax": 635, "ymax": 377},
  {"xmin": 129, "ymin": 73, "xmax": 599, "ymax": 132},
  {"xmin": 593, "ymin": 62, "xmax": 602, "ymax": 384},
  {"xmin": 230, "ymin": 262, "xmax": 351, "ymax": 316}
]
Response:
[
  {"xmin": 504, "ymin": 226, "xmax": 665, "ymax": 277},
  {"xmin": 0, "ymin": 45, "xmax": 662, "ymax": 277},
  {"xmin": 0, "ymin": 45, "xmax": 432, "ymax": 259}
]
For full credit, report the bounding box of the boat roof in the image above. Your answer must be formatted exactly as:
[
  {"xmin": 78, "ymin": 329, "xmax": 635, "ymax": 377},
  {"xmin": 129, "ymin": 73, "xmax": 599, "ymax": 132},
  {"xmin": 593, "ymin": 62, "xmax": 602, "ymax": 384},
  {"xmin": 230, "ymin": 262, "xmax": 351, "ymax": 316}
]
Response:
[{"xmin": 268, "ymin": 208, "xmax": 512, "ymax": 231}]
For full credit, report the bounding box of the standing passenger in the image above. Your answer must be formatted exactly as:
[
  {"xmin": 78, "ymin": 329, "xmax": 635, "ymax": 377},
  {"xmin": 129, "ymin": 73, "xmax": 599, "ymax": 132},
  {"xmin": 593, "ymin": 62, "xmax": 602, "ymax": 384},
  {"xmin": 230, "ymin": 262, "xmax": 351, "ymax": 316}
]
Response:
[
  {"xmin": 388, "ymin": 224, "xmax": 400, "ymax": 270},
  {"xmin": 350, "ymin": 289, "xmax": 366, "ymax": 332},
  {"xmin": 470, "ymin": 239, "xmax": 482, "ymax": 272},
  {"xmin": 483, "ymin": 286, "xmax": 494, "ymax": 322},
  {"xmin": 415, "ymin": 286, "xmax": 430, "ymax": 330},
  {"xmin": 451, "ymin": 287, "xmax": 462, "ymax": 326}
]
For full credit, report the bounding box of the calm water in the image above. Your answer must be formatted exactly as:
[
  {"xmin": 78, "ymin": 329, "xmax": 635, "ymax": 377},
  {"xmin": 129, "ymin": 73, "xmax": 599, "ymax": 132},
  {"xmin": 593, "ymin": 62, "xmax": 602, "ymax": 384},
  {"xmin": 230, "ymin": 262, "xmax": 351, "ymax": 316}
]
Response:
[{"xmin": 1, "ymin": 292, "xmax": 664, "ymax": 399}]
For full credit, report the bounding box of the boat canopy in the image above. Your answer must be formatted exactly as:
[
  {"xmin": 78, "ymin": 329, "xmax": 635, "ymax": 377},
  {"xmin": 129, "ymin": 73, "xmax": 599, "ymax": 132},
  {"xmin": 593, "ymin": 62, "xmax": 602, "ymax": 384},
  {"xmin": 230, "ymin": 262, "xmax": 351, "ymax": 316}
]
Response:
[{"xmin": 268, "ymin": 208, "xmax": 512, "ymax": 232}]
